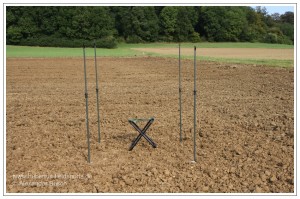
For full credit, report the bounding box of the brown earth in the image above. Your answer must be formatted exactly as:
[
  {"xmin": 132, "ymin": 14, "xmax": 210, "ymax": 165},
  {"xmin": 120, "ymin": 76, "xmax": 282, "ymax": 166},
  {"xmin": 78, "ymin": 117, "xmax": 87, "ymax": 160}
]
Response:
[
  {"xmin": 6, "ymin": 57, "xmax": 294, "ymax": 193},
  {"xmin": 133, "ymin": 48, "xmax": 294, "ymax": 60}
]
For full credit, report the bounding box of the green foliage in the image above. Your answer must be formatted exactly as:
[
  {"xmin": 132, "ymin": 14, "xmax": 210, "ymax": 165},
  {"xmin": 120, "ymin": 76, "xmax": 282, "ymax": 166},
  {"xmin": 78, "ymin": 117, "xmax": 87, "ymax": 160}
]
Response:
[
  {"xmin": 264, "ymin": 33, "xmax": 278, "ymax": 43},
  {"xmin": 131, "ymin": 7, "xmax": 159, "ymax": 42},
  {"xmin": 6, "ymin": 6, "xmax": 294, "ymax": 46},
  {"xmin": 159, "ymin": 7, "xmax": 178, "ymax": 41},
  {"xmin": 200, "ymin": 7, "xmax": 248, "ymax": 42},
  {"xmin": 6, "ymin": 26, "xmax": 22, "ymax": 44},
  {"xmin": 279, "ymin": 35, "xmax": 293, "ymax": 45},
  {"xmin": 280, "ymin": 11, "xmax": 294, "ymax": 24},
  {"xmin": 280, "ymin": 23, "xmax": 294, "ymax": 42},
  {"xmin": 189, "ymin": 32, "xmax": 201, "ymax": 43},
  {"xmin": 126, "ymin": 35, "xmax": 144, "ymax": 43},
  {"xmin": 175, "ymin": 7, "xmax": 197, "ymax": 42},
  {"xmin": 264, "ymin": 26, "xmax": 293, "ymax": 45},
  {"xmin": 112, "ymin": 7, "xmax": 133, "ymax": 40},
  {"xmin": 6, "ymin": 9, "xmax": 16, "ymax": 27},
  {"xmin": 96, "ymin": 36, "xmax": 118, "ymax": 48}
]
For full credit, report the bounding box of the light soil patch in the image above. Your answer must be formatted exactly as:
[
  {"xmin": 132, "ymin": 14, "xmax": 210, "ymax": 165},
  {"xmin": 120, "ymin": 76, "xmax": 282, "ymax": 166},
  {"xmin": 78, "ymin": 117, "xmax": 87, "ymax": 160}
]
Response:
[
  {"xmin": 6, "ymin": 57, "xmax": 294, "ymax": 193},
  {"xmin": 132, "ymin": 48, "xmax": 294, "ymax": 60}
]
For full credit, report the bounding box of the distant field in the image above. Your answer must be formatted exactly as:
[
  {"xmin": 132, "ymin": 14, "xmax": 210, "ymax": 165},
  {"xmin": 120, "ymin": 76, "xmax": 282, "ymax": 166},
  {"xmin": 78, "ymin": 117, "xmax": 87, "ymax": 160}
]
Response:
[
  {"xmin": 134, "ymin": 48, "xmax": 293, "ymax": 60},
  {"xmin": 6, "ymin": 42, "xmax": 294, "ymax": 67},
  {"xmin": 120, "ymin": 42, "xmax": 294, "ymax": 49},
  {"xmin": 133, "ymin": 47, "xmax": 294, "ymax": 67}
]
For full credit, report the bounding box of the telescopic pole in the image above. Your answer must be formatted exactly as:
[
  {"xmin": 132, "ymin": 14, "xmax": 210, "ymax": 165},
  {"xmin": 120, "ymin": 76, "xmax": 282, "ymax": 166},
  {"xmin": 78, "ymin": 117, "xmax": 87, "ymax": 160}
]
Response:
[
  {"xmin": 193, "ymin": 46, "xmax": 197, "ymax": 162},
  {"xmin": 179, "ymin": 43, "xmax": 182, "ymax": 143},
  {"xmin": 83, "ymin": 44, "xmax": 91, "ymax": 163},
  {"xmin": 94, "ymin": 40, "xmax": 101, "ymax": 143}
]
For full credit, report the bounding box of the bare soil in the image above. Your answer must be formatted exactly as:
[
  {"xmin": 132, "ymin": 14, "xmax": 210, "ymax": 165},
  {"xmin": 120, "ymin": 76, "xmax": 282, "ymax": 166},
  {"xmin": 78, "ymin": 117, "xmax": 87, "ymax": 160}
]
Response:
[
  {"xmin": 133, "ymin": 48, "xmax": 294, "ymax": 60},
  {"xmin": 6, "ymin": 57, "xmax": 294, "ymax": 193}
]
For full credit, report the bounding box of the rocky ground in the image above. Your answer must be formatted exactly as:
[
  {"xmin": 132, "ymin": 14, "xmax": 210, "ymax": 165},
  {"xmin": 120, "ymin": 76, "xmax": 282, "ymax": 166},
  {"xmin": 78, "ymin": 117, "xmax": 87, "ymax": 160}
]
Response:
[{"xmin": 6, "ymin": 57, "xmax": 294, "ymax": 193}]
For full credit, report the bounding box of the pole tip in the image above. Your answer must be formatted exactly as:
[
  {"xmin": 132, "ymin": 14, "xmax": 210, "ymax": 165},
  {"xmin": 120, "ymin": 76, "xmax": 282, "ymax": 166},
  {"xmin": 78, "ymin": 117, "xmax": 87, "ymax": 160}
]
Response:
[
  {"xmin": 194, "ymin": 46, "xmax": 196, "ymax": 50},
  {"xmin": 83, "ymin": 43, "xmax": 85, "ymax": 48}
]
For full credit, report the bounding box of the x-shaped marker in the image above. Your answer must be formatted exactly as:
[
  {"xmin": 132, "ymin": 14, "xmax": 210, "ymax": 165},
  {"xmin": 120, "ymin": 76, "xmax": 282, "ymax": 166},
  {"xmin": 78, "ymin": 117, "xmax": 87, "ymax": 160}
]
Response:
[{"xmin": 129, "ymin": 118, "xmax": 157, "ymax": 151}]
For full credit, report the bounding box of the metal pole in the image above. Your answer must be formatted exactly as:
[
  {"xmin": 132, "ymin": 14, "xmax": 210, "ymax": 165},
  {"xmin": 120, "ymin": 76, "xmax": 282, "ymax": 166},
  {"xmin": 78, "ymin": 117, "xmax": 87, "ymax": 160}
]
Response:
[
  {"xmin": 83, "ymin": 44, "xmax": 91, "ymax": 163},
  {"xmin": 179, "ymin": 43, "xmax": 182, "ymax": 143},
  {"xmin": 94, "ymin": 40, "xmax": 101, "ymax": 143},
  {"xmin": 193, "ymin": 46, "xmax": 197, "ymax": 162}
]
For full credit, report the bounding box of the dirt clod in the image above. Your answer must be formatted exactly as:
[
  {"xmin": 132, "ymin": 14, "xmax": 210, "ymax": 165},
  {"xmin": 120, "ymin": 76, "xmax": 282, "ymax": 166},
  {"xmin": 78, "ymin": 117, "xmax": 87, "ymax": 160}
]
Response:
[
  {"xmin": 270, "ymin": 176, "xmax": 277, "ymax": 183},
  {"xmin": 255, "ymin": 186, "xmax": 263, "ymax": 193},
  {"xmin": 164, "ymin": 170, "xmax": 171, "ymax": 176}
]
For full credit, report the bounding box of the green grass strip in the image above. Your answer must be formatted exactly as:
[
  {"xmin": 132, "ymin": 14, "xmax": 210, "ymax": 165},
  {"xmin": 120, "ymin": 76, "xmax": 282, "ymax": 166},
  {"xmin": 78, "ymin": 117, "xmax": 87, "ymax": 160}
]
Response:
[
  {"xmin": 6, "ymin": 45, "xmax": 144, "ymax": 58},
  {"xmin": 6, "ymin": 43, "xmax": 294, "ymax": 68}
]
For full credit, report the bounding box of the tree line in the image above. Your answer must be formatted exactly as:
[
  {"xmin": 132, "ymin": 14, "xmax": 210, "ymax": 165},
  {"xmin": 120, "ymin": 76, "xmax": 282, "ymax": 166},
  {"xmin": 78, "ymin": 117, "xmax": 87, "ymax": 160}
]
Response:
[{"xmin": 6, "ymin": 6, "xmax": 294, "ymax": 48}]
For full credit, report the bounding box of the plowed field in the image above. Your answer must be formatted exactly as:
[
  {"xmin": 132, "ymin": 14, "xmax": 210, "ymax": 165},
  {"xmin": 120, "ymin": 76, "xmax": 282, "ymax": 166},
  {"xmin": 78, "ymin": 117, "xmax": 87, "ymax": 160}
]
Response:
[{"xmin": 6, "ymin": 57, "xmax": 294, "ymax": 193}]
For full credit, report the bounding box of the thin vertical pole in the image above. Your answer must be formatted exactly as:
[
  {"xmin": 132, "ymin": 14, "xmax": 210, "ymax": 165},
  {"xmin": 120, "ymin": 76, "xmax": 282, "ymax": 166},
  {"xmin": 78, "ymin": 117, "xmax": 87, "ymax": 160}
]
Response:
[
  {"xmin": 179, "ymin": 43, "xmax": 182, "ymax": 143},
  {"xmin": 193, "ymin": 46, "xmax": 197, "ymax": 162},
  {"xmin": 83, "ymin": 44, "xmax": 91, "ymax": 163},
  {"xmin": 94, "ymin": 40, "xmax": 101, "ymax": 143}
]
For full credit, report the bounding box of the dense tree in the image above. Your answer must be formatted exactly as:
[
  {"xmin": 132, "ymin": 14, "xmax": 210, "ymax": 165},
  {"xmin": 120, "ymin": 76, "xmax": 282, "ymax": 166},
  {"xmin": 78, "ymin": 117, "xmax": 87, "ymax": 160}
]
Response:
[
  {"xmin": 175, "ymin": 7, "xmax": 199, "ymax": 42},
  {"xmin": 111, "ymin": 6, "xmax": 133, "ymax": 40},
  {"xmin": 7, "ymin": 26, "xmax": 22, "ymax": 44},
  {"xmin": 270, "ymin": 13, "xmax": 281, "ymax": 22},
  {"xmin": 281, "ymin": 11, "xmax": 294, "ymax": 24},
  {"xmin": 35, "ymin": 7, "xmax": 59, "ymax": 36},
  {"xmin": 87, "ymin": 7, "xmax": 116, "ymax": 39},
  {"xmin": 159, "ymin": 6, "xmax": 178, "ymax": 41},
  {"xmin": 280, "ymin": 23, "xmax": 294, "ymax": 43},
  {"xmin": 6, "ymin": 6, "xmax": 294, "ymax": 47},
  {"xmin": 240, "ymin": 7, "xmax": 267, "ymax": 42},
  {"xmin": 131, "ymin": 6, "xmax": 159, "ymax": 42},
  {"xmin": 200, "ymin": 7, "xmax": 248, "ymax": 42},
  {"xmin": 255, "ymin": 6, "xmax": 268, "ymax": 17}
]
